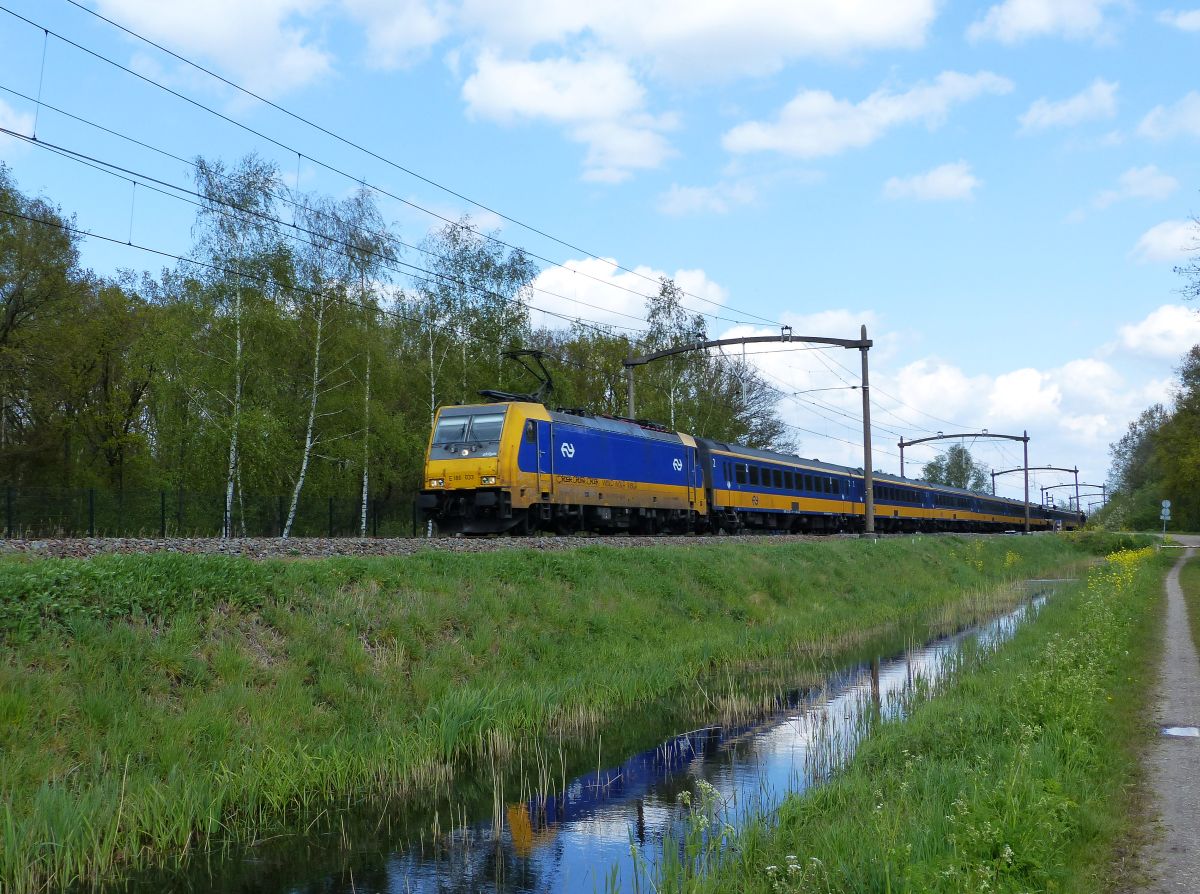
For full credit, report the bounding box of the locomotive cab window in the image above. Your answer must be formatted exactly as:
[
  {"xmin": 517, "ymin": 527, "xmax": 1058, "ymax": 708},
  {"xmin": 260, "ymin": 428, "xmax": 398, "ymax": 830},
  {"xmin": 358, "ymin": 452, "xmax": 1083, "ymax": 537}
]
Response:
[
  {"xmin": 523, "ymin": 420, "xmax": 536, "ymax": 443},
  {"xmin": 432, "ymin": 408, "xmax": 508, "ymax": 458}
]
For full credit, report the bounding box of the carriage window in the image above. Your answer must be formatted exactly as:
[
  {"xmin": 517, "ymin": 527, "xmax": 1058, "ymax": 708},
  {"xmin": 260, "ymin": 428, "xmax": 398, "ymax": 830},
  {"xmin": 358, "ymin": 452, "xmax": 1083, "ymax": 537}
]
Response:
[
  {"xmin": 735, "ymin": 464, "xmax": 747, "ymax": 485},
  {"xmin": 785, "ymin": 471, "xmax": 794, "ymax": 490},
  {"xmin": 822, "ymin": 478, "xmax": 831, "ymax": 494},
  {"xmin": 804, "ymin": 475, "xmax": 813, "ymax": 491},
  {"xmin": 832, "ymin": 479, "xmax": 840, "ymax": 495},
  {"xmin": 772, "ymin": 469, "xmax": 783, "ymax": 488},
  {"xmin": 749, "ymin": 466, "xmax": 760, "ymax": 485}
]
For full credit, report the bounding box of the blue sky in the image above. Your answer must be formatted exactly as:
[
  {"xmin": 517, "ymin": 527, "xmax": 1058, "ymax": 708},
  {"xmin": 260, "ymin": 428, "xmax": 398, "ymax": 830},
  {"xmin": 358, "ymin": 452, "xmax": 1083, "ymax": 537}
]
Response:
[{"xmin": 1, "ymin": 0, "xmax": 1199, "ymax": 503}]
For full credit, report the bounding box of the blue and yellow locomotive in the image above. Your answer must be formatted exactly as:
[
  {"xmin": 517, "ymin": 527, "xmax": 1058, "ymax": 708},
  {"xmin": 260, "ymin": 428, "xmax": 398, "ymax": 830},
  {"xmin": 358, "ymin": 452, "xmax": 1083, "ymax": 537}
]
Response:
[{"xmin": 417, "ymin": 398, "xmax": 1084, "ymax": 535}]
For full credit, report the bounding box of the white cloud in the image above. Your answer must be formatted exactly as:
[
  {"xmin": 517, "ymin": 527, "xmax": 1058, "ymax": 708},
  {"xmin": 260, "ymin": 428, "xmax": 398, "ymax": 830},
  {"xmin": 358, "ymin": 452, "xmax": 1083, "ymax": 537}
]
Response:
[
  {"xmin": 1158, "ymin": 8, "xmax": 1200, "ymax": 30},
  {"xmin": 1018, "ymin": 78, "xmax": 1117, "ymax": 131},
  {"xmin": 574, "ymin": 118, "xmax": 678, "ymax": 183},
  {"xmin": 462, "ymin": 51, "xmax": 674, "ymax": 182},
  {"xmin": 967, "ymin": 0, "xmax": 1121, "ymax": 43},
  {"xmin": 1118, "ymin": 305, "xmax": 1200, "ymax": 359},
  {"xmin": 1138, "ymin": 92, "xmax": 1200, "ymax": 140},
  {"xmin": 780, "ymin": 309, "xmax": 879, "ymax": 341},
  {"xmin": 657, "ymin": 182, "xmax": 757, "ymax": 216},
  {"xmin": 95, "ymin": 0, "xmax": 331, "ymax": 96},
  {"xmin": 723, "ymin": 71, "xmax": 1013, "ymax": 159},
  {"xmin": 1057, "ymin": 357, "xmax": 1124, "ymax": 402},
  {"xmin": 0, "ymin": 103, "xmax": 34, "ymax": 158},
  {"xmin": 455, "ymin": 0, "xmax": 939, "ymax": 80},
  {"xmin": 528, "ymin": 257, "xmax": 727, "ymax": 330},
  {"xmin": 341, "ymin": 0, "xmax": 450, "ymax": 68},
  {"xmin": 989, "ymin": 368, "xmax": 1062, "ymax": 421},
  {"xmin": 1132, "ymin": 220, "xmax": 1200, "ymax": 263},
  {"xmin": 883, "ymin": 161, "xmax": 980, "ymax": 201},
  {"xmin": 0, "ymin": 97, "xmax": 34, "ymax": 141},
  {"xmin": 463, "ymin": 52, "xmax": 644, "ymax": 124},
  {"xmin": 1091, "ymin": 165, "xmax": 1178, "ymax": 209}
]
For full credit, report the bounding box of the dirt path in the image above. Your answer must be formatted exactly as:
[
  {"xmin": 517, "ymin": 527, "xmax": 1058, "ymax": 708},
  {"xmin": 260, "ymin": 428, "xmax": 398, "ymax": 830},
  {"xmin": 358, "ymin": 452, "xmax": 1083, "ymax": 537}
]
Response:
[{"xmin": 1143, "ymin": 538, "xmax": 1200, "ymax": 891}]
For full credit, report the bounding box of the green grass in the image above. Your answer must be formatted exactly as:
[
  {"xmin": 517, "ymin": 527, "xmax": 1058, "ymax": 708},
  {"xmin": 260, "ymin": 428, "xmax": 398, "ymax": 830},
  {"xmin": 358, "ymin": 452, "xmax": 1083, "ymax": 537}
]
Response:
[
  {"xmin": 0, "ymin": 533, "xmax": 1140, "ymax": 892},
  {"xmin": 689, "ymin": 543, "xmax": 1166, "ymax": 894}
]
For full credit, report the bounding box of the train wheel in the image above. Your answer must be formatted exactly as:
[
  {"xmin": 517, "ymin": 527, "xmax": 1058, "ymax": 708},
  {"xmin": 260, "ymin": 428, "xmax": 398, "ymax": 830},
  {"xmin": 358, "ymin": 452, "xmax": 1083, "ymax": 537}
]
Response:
[{"xmin": 515, "ymin": 510, "xmax": 532, "ymax": 536}]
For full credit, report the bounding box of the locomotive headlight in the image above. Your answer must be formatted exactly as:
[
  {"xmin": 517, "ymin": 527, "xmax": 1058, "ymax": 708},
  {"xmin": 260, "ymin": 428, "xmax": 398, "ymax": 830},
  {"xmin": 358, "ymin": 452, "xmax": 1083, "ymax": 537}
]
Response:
[
  {"xmin": 481, "ymin": 476, "xmax": 497, "ymax": 485},
  {"xmin": 428, "ymin": 478, "xmax": 444, "ymax": 488}
]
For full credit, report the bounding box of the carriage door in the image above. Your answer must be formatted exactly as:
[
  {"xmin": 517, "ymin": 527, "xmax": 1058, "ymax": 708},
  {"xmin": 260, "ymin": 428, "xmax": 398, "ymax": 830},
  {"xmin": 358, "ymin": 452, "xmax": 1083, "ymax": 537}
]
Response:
[
  {"xmin": 536, "ymin": 420, "xmax": 553, "ymax": 500},
  {"xmin": 686, "ymin": 447, "xmax": 697, "ymax": 508}
]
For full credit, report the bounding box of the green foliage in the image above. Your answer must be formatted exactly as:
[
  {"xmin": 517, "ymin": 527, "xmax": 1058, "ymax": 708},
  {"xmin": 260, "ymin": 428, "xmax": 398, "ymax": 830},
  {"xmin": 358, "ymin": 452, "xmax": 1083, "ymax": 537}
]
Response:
[
  {"xmin": 921, "ymin": 443, "xmax": 990, "ymax": 492},
  {"xmin": 0, "ymin": 535, "xmax": 1088, "ymax": 891},
  {"xmin": 699, "ymin": 546, "xmax": 1165, "ymax": 893}
]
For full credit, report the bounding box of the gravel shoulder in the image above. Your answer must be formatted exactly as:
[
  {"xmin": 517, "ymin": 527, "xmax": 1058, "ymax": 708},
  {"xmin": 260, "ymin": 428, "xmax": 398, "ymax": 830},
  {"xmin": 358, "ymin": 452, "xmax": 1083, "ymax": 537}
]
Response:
[
  {"xmin": 0, "ymin": 530, "xmax": 1017, "ymax": 556},
  {"xmin": 1143, "ymin": 539, "xmax": 1200, "ymax": 891},
  {"xmin": 0, "ymin": 531, "xmax": 972, "ymax": 560}
]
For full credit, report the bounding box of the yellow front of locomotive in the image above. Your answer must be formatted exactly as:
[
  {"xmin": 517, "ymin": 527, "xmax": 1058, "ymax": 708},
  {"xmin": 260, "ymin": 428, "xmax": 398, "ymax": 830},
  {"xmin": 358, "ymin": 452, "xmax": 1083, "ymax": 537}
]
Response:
[{"xmin": 417, "ymin": 402, "xmax": 538, "ymax": 534}]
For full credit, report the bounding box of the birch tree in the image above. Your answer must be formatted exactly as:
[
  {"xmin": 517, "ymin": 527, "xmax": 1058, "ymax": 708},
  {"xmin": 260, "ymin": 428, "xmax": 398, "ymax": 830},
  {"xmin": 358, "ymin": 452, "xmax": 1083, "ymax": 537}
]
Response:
[
  {"xmin": 412, "ymin": 218, "xmax": 536, "ymax": 418},
  {"xmin": 281, "ymin": 188, "xmax": 393, "ymax": 539},
  {"xmin": 193, "ymin": 156, "xmax": 284, "ymax": 537}
]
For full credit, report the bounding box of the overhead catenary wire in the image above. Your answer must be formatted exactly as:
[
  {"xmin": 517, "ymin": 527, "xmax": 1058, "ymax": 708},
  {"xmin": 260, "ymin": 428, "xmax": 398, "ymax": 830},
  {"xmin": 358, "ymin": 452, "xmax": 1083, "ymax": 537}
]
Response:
[
  {"xmin": 0, "ymin": 87, "xmax": 662, "ymax": 340},
  {"xmin": 60, "ymin": 0, "xmax": 783, "ymax": 326},
  {"xmin": 0, "ymin": 4, "xmax": 781, "ymax": 332},
  {"xmin": 0, "ymin": 124, "xmax": 658, "ymax": 342},
  {"xmin": 0, "ymin": 204, "xmax": 629, "ymax": 384}
]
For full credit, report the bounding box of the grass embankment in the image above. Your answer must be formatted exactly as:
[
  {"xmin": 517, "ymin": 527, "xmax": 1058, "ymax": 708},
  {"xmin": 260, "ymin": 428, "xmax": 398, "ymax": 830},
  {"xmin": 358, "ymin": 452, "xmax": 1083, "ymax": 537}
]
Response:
[
  {"xmin": 697, "ymin": 543, "xmax": 1166, "ymax": 894},
  {"xmin": 0, "ymin": 535, "xmax": 1120, "ymax": 891}
]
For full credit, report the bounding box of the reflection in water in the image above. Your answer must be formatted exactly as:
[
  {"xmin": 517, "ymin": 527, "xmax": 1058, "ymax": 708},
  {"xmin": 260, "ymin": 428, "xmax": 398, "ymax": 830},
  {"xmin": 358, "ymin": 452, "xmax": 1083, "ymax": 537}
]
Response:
[{"xmin": 116, "ymin": 593, "xmax": 1050, "ymax": 894}]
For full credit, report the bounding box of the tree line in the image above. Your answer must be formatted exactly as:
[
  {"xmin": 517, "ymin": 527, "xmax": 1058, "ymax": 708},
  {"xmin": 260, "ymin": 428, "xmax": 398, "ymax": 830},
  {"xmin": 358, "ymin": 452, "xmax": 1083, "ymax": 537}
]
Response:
[{"xmin": 0, "ymin": 158, "xmax": 791, "ymax": 536}]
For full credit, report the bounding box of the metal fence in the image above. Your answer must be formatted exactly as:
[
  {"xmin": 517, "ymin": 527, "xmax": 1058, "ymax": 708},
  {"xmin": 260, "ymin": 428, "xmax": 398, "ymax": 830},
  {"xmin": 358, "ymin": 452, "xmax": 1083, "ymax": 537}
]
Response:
[{"xmin": 1, "ymin": 486, "xmax": 420, "ymax": 539}]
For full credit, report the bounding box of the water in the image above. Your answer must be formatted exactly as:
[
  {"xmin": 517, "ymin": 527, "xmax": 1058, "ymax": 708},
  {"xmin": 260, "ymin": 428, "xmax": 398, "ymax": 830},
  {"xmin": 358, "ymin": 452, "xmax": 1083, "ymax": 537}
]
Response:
[{"xmin": 116, "ymin": 587, "xmax": 1057, "ymax": 894}]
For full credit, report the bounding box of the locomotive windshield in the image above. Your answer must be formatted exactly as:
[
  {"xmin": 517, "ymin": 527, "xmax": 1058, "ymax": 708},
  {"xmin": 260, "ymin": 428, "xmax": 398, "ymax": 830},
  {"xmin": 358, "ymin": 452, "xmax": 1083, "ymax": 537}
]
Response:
[{"xmin": 432, "ymin": 409, "xmax": 507, "ymax": 457}]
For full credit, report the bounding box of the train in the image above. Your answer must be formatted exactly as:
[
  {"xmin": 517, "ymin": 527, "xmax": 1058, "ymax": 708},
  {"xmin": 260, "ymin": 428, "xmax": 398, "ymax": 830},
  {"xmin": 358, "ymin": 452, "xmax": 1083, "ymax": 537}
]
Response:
[{"xmin": 417, "ymin": 400, "xmax": 1084, "ymax": 536}]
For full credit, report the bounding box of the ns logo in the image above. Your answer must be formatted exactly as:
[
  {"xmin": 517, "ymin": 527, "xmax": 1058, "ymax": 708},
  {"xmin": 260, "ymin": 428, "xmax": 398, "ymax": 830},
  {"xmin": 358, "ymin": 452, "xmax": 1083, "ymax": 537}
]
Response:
[
  {"xmin": 560, "ymin": 442, "xmax": 576, "ymax": 459},
  {"xmin": 672, "ymin": 458, "xmax": 683, "ymax": 472}
]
